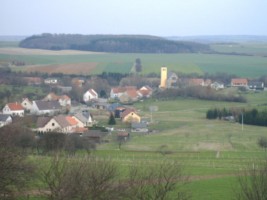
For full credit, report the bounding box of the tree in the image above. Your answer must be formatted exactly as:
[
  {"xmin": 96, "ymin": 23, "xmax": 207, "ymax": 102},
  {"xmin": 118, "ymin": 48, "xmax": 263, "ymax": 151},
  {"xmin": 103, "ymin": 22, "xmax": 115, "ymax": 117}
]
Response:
[
  {"xmin": 40, "ymin": 155, "xmax": 190, "ymax": 200},
  {"xmin": 108, "ymin": 112, "xmax": 116, "ymax": 125},
  {"xmin": 40, "ymin": 156, "xmax": 125, "ymax": 200},
  {"xmin": 258, "ymin": 137, "xmax": 267, "ymax": 152},
  {"xmin": 235, "ymin": 160, "xmax": 267, "ymax": 200},
  {"xmin": 135, "ymin": 58, "xmax": 142, "ymax": 73},
  {"xmin": 127, "ymin": 160, "xmax": 190, "ymax": 200},
  {"xmin": 0, "ymin": 125, "xmax": 35, "ymax": 199}
]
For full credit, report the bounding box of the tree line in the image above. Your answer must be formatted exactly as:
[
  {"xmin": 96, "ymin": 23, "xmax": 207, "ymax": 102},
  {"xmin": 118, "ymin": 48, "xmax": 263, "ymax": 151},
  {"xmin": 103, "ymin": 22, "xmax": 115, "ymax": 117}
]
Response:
[
  {"xmin": 19, "ymin": 33, "xmax": 210, "ymax": 53},
  {"xmin": 154, "ymin": 87, "xmax": 247, "ymax": 102}
]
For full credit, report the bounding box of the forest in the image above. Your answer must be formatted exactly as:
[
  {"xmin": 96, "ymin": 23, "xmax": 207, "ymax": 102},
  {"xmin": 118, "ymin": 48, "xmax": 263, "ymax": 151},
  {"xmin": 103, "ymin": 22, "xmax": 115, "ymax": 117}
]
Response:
[{"xmin": 19, "ymin": 33, "xmax": 211, "ymax": 53}]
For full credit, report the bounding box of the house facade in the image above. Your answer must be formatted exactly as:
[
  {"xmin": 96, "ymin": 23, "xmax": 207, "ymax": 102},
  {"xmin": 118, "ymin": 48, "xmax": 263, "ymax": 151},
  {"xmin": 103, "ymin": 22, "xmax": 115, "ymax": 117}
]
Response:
[
  {"xmin": 31, "ymin": 100, "xmax": 61, "ymax": 116},
  {"xmin": 2, "ymin": 102, "xmax": 24, "ymax": 117},
  {"xmin": 231, "ymin": 78, "xmax": 248, "ymax": 87},
  {"xmin": 121, "ymin": 109, "xmax": 141, "ymax": 123},
  {"xmin": 21, "ymin": 98, "xmax": 33, "ymax": 111},
  {"xmin": 83, "ymin": 89, "xmax": 98, "ymax": 102},
  {"xmin": 35, "ymin": 115, "xmax": 79, "ymax": 133},
  {"xmin": 248, "ymin": 81, "xmax": 264, "ymax": 90}
]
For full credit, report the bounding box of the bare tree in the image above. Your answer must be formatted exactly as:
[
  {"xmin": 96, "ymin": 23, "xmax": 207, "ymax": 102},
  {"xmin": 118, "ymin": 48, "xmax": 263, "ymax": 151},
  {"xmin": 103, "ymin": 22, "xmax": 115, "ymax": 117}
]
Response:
[
  {"xmin": 127, "ymin": 161, "xmax": 190, "ymax": 200},
  {"xmin": 235, "ymin": 160, "xmax": 267, "ymax": 200}
]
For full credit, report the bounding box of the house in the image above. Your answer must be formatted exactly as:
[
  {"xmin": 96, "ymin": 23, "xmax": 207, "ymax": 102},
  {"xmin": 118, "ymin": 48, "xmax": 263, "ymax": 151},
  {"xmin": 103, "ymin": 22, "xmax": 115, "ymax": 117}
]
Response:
[
  {"xmin": 166, "ymin": 71, "xmax": 179, "ymax": 88},
  {"xmin": 138, "ymin": 86, "xmax": 153, "ymax": 98},
  {"xmin": 31, "ymin": 100, "xmax": 61, "ymax": 116},
  {"xmin": 0, "ymin": 114, "xmax": 12, "ymax": 127},
  {"xmin": 231, "ymin": 78, "xmax": 248, "ymax": 87},
  {"xmin": 188, "ymin": 78, "xmax": 205, "ymax": 86},
  {"xmin": 210, "ymin": 82, "xmax": 224, "ymax": 90},
  {"xmin": 21, "ymin": 98, "xmax": 33, "ymax": 111},
  {"xmin": 35, "ymin": 115, "xmax": 79, "ymax": 133},
  {"xmin": 43, "ymin": 92, "xmax": 60, "ymax": 101},
  {"xmin": 114, "ymin": 106, "xmax": 126, "ymax": 118},
  {"xmin": 121, "ymin": 108, "xmax": 141, "ymax": 123},
  {"xmin": 43, "ymin": 93, "xmax": 71, "ymax": 107},
  {"xmin": 248, "ymin": 80, "xmax": 264, "ymax": 90},
  {"xmin": 83, "ymin": 89, "xmax": 98, "ymax": 102},
  {"xmin": 119, "ymin": 88, "xmax": 140, "ymax": 103},
  {"xmin": 58, "ymin": 95, "xmax": 71, "ymax": 107},
  {"xmin": 131, "ymin": 122, "xmax": 148, "ymax": 133},
  {"xmin": 2, "ymin": 102, "xmax": 24, "ymax": 117},
  {"xmin": 73, "ymin": 110, "xmax": 94, "ymax": 127},
  {"xmin": 23, "ymin": 77, "xmax": 43, "ymax": 85},
  {"xmin": 71, "ymin": 78, "xmax": 85, "ymax": 87},
  {"xmin": 44, "ymin": 78, "xmax": 58, "ymax": 85},
  {"xmin": 110, "ymin": 86, "xmax": 137, "ymax": 99}
]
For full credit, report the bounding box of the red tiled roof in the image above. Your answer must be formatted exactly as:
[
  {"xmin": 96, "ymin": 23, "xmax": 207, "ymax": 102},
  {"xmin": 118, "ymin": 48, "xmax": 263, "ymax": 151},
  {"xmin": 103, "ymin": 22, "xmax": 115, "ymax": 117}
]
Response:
[
  {"xmin": 231, "ymin": 78, "xmax": 248, "ymax": 85},
  {"xmin": 65, "ymin": 116, "xmax": 78, "ymax": 126},
  {"xmin": 60, "ymin": 95, "xmax": 70, "ymax": 100},
  {"xmin": 7, "ymin": 103, "xmax": 24, "ymax": 111},
  {"xmin": 189, "ymin": 78, "xmax": 204, "ymax": 85},
  {"xmin": 126, "ymin": 89, "xmax": 139, "ymax": 98}
]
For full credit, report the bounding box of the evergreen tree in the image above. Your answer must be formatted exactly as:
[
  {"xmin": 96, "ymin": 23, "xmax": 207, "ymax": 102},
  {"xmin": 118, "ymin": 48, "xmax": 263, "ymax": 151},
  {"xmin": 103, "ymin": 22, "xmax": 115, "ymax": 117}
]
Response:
[{"xmin": 108, "ymin": 112, "xmax": 116, "ymax": 125}]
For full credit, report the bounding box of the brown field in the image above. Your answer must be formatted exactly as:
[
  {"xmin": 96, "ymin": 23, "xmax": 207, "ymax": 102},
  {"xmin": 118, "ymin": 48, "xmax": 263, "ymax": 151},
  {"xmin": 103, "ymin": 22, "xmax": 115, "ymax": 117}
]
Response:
[
  {"xmin": 25, "ymin": 62, "xmax": 98, "ymax": 74},
  {"xmin": 0, "ymin": 47, "xmax": 104, "ymax": 55}
]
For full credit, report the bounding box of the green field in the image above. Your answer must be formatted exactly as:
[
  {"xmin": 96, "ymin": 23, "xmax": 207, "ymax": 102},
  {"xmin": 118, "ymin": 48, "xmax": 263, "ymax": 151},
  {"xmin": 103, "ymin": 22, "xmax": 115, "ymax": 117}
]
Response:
[
  {"xmin": 84, "ymin": 90, "xmax": 267, "ymax": 200},
  {"xmin": 1, "ymin": 47, "xmax": 267, "ymax": 77},
  {"xmin": 211, "ymin": 43, "xmax": 267, "ymax": 56}
]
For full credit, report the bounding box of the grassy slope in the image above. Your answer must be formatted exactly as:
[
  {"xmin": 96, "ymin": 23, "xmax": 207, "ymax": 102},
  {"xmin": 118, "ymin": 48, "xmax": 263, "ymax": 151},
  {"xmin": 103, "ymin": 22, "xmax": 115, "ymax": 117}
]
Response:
[{"xmin": 94, "ymin": 90, "xmax": 267, "ymax": 200}]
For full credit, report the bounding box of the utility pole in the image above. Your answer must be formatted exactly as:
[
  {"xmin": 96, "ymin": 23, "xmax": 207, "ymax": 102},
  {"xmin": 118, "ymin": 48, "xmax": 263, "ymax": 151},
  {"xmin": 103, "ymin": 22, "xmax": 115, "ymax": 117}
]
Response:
[{"xmin": 241, "ymin": 112, "xmax": 243, "ymax": 131}]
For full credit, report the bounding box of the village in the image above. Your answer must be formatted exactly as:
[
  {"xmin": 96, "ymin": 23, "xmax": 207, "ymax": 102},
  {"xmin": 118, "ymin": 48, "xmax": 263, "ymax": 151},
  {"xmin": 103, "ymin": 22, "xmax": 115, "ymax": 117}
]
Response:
[{"xmin": 0, "ymin": 66, "xmax": 265, "ymax": 147}]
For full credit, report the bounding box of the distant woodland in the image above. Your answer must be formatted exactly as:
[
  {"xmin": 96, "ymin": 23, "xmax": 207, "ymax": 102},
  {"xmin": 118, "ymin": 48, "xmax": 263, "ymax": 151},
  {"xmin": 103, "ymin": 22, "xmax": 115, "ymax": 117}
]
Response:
[{"xmin": 19, "ymin": 33, "xmax": 210, "ymax": 53}]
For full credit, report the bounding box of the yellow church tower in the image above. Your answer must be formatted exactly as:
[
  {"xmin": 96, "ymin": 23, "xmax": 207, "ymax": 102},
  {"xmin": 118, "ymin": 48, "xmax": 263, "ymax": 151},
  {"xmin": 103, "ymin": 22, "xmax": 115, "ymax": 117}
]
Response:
[{"xmin": 159, "ymin": 67, "xmax": 167, "ymax": 88}]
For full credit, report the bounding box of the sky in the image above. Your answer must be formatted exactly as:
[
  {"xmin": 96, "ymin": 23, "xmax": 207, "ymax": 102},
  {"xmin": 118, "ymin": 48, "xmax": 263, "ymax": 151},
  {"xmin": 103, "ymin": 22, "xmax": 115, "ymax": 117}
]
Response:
[{"xmin": 1, "ymin": 0, "xmax": 267, "ymax": 36}]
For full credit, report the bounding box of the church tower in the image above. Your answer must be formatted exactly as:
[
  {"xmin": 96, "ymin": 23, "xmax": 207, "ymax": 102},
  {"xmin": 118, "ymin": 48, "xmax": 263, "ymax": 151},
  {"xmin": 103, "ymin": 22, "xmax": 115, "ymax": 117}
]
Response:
[{"xmin": 159, "ymin": 67, "xmax": 167, "ymax": 88}]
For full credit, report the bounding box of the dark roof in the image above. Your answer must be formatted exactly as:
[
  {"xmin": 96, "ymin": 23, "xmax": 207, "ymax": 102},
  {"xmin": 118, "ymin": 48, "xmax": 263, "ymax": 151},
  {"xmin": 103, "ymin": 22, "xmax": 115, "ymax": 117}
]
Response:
[
  {"xmin": 54, "ymin": 115, "xmax": 70, "ymax": 128},
  {"xmin": 0, "ymin": 114, "xmax": 11, "ymax": 122},
  {"xmin": 34, "ymin": 100, "xmax": 61, "ymax": 110},
  {"xmin": 74, "ymin": 111, "xmax": 91, "ymax": 123},
  {"xmin": 36, "ymin": 116, "xmax": 51, "ymax": 128},
  {"xmin": 107, "ymin": 103, "xmax": 122, "ymax": 111},
  {"xmin": 248, "ymin": 81, "xmax": 264, "ymax": 88}
]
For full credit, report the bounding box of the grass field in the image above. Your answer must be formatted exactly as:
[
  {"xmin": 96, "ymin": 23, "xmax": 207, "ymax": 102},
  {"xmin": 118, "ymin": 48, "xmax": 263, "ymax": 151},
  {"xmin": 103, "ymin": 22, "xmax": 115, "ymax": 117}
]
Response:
[
  {"xmin": 1, "ymin": 47, "xmax": 267, "ymax": 77},
  {"xmin": 211, "ymin": 43, "xmax": 267, "ymax": 56},
  {"xmin": 83, "ymin": 90, "xmax": 267, "ymax": 200}
]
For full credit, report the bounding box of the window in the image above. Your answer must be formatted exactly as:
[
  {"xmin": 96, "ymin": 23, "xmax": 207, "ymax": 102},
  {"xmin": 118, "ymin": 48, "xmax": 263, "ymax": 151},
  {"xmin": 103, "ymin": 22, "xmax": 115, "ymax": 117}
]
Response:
[{"xmin": 52, "ymin": 123, "xmax": 55, "ymax": 126}]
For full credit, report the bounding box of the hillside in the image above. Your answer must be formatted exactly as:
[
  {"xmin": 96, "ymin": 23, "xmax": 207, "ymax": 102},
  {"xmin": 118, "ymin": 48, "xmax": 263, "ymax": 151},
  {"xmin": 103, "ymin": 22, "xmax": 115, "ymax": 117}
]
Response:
[{"xmin": 19, "ymin": 33, "xmax": 210, "ymax": 53}]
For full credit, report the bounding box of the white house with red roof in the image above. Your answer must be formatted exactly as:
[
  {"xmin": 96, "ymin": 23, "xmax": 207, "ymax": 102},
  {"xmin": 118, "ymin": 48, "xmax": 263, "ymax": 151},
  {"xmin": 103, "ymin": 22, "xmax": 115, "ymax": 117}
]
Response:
[
  {"xmin": 2, "ymin": 102, "xmax": 24, "ymax": 117},
  {"xmin": 231, "ymin": 78, "xmax": 248, "ymax": 87},
  {"xmin": 83, "ymin": 89, "xmax": 98, "ymax": 102},
  {"xmin": 35, "ymin": 115, "xmax": 82, "ymax": 133}
]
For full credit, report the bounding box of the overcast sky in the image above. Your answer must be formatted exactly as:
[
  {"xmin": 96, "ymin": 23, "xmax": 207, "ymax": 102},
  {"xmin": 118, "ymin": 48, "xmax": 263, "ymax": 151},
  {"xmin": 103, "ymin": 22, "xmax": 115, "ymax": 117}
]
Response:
[{"xmin": 1, "ymin": 0, "xmax": 267, "ymax": 36}]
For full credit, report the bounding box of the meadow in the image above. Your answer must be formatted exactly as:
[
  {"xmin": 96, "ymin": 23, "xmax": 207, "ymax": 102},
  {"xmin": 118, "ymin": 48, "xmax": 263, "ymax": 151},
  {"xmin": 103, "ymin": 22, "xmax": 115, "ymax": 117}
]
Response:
[
  {"xmin": 87, "ymin": 90, "xmax": 267, "ymax": 200},
  {"xmin": 1, "ymin": 46, "xmax": 267, "ymax": 77}
]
